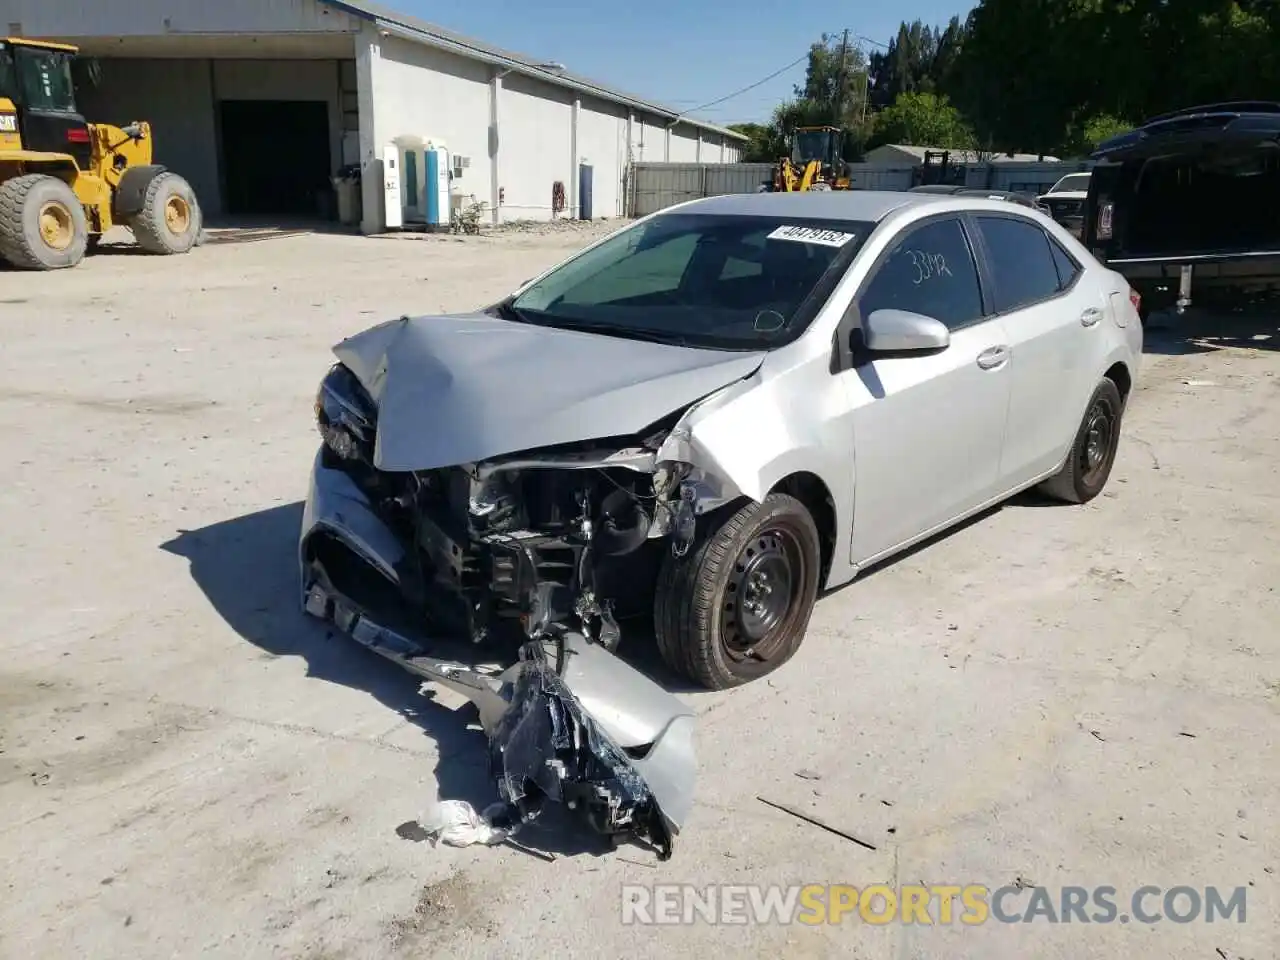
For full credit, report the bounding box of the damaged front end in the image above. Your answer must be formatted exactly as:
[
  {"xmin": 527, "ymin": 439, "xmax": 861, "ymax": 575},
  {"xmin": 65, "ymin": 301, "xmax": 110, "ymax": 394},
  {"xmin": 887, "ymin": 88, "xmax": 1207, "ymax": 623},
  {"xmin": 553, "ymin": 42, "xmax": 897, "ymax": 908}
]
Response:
[{"xmin": 301, "ymin": 361, "xmax": 717, "ymax": 858}]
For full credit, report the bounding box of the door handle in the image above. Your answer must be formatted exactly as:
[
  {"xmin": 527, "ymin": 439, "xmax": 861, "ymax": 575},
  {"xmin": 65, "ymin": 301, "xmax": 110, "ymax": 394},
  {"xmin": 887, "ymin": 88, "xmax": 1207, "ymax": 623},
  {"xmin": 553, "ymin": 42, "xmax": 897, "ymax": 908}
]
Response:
[
  {"xmin": 1081, "ymin": 307, "xmax": 1104, "ymax": 327},
  {"xmin": 976, "ymin": 345, "xmax": 1010, "ymax": 370}
]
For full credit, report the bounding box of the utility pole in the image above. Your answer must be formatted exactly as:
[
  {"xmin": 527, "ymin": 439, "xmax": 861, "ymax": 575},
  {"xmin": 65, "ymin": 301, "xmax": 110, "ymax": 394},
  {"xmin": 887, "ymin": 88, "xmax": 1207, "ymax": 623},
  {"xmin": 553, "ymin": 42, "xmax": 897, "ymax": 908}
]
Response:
[{"xmin": 833, "ymin": 28, "xmax": 850, "ymax": 125}]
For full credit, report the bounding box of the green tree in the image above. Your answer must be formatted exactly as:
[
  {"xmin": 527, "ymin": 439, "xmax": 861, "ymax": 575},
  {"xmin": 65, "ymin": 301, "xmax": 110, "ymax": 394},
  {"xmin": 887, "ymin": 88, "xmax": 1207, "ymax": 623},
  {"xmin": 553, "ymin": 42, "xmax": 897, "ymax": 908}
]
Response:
[
  {"xmin": 1060, "ymin": 113, "xmax": 1135, "ymax": 158},
  {"xmin": 947, "ymin": 0, "xmax": 1280, "ymax": 154},
  {"xmin": 727, "ymin": 122, "xmax": 786, "ymax": 163},
  {"xmin": 762, "ymin": 6, "xmax": 1278, "ymax": 162},
  {"xmin": 793, "ymin": 32, "xmax": 871, "ymax": 126},
  {"xmin": 757, "ymin": 34, "xmax": 875, "ymax": 163},
  {"xmin": 868, "ymin": 92, "xmax": 975, "ymax": 150},
  {"xmin": 947, "ymin": 0, "xmax": 1092, "ymax": 156},
  {"xmin": 868, "ymin": 17, "xmax": 968, "ymax": 108}
]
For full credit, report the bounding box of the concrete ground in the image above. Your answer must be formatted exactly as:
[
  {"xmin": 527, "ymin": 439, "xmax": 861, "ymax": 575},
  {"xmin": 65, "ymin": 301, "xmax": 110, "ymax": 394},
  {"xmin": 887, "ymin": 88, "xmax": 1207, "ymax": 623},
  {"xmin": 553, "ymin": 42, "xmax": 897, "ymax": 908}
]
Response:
[{"xmin": 1, "ymin": 223, "xmax": 1276, "ymax": 960}]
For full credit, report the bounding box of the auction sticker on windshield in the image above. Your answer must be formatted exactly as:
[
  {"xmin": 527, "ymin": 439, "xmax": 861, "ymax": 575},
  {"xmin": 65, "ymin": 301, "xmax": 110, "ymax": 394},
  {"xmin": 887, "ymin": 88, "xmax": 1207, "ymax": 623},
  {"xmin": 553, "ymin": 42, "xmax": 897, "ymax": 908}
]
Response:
[{"xmin": 767, "ymin": 225, "xmax": 857, "ymax": 247}]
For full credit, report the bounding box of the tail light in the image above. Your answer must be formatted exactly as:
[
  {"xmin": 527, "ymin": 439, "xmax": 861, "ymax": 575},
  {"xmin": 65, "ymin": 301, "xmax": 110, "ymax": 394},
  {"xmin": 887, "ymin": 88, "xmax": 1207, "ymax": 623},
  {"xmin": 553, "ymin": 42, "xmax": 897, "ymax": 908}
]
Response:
[
  {"xmin": 65, "ymin": 127, "xmax": 90, "ymax": 144},
  {"xmin": 1097, "ymin": 201, "xmax": 1114, "ymax": 240},
  {"xmin": 1129, "ymin": 288, "xmax": 1142, "ymax": 313}
]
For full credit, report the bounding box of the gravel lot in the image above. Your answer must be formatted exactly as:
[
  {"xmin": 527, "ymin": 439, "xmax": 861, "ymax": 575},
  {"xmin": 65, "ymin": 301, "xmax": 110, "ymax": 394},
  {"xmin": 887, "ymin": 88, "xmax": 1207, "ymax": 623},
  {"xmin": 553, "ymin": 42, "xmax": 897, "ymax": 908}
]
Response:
[{"xmin": 1, "ymin": 222, "xmax": 1277, "ymax": 960}]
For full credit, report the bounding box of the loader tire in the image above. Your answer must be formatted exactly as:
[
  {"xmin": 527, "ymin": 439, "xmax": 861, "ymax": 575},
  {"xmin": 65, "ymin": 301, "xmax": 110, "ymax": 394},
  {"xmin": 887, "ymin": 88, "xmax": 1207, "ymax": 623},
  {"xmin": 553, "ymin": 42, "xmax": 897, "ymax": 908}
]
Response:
[
  {"xmin": 130, "ymin": 172, "xmax": 200, "ymax": 255},
  {"xmin": 0, "ymin": 174, "xmax": 88, "ymax": 270}
]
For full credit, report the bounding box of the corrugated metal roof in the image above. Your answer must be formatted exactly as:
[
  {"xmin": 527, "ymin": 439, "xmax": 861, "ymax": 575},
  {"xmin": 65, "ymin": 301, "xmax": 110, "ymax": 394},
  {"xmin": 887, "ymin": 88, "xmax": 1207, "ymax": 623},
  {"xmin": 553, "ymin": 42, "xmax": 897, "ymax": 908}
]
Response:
[
  {"xmin": 322, "ymin": 0, "xmax": 748, "ymax": 142},
  {"xmin": 869, "ymin": 144, "xmax": 1060, "ymax": 163}
]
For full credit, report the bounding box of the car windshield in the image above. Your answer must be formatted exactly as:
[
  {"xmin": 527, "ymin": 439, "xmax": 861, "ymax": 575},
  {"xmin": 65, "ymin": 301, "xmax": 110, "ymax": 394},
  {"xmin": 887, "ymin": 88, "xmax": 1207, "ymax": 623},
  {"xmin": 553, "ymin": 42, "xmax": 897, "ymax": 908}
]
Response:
[
  {"xmin": 1051, "ymin": 173, "xmax": 1091, "ymax": 193},
  {"xmin": 14, "ymin": 46, "xmax": 76, "ymax": 113},
  {"xmin": 507, "ymin": 213, "xmax": 871, "ymax": 350}
]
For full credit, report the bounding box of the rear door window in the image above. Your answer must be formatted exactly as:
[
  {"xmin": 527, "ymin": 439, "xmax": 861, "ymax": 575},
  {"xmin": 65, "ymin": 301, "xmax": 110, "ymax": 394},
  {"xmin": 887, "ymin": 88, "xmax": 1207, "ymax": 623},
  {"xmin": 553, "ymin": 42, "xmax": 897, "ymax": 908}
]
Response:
[
  {"xmin": 974, "ymin": 216, "xmax": 1063, "ymax": 313},
  {"xmin": 857, "ymin": 217, "xmax": 985, "ymax": 330},
  {"xmin": 1048, "ymin": 236, "xmax": 1082, "ymax": 289}
]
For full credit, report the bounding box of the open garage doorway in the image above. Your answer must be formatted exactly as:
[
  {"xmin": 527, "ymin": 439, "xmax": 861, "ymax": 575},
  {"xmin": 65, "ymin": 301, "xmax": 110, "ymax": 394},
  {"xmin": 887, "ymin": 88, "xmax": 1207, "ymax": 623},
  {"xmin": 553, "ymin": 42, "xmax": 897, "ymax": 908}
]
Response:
[{"xmin": 219, "ymin": 100, "xmax": 332, "ymax": 218}]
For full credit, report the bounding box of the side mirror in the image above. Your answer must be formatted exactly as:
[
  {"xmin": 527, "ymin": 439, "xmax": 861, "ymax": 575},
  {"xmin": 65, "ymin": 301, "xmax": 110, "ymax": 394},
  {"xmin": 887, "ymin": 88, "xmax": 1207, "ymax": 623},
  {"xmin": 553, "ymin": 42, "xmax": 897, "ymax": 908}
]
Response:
[{"xmin": 863, "ymin": 309, "xmax": 950, "ymax": 353}]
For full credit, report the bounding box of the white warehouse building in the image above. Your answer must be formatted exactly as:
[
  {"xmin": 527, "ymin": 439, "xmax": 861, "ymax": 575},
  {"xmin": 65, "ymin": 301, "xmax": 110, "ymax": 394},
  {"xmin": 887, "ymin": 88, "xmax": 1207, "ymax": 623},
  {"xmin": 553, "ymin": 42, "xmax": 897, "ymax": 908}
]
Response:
[{"xmin": 1, "ymin": 0, "xmax": 746, "ymax": 232}]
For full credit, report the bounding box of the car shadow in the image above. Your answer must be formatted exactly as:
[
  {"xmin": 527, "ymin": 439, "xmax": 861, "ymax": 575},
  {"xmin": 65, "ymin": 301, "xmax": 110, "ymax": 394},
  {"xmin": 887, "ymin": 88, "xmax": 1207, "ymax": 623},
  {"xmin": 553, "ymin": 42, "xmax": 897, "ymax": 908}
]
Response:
[
  {"xmin": 160, "ymin": 503, "xmax": 618, "ymax": 859},
  {"xmin": 1143, "ymin": 302, "xmax": 1280, "ymax": 355}
]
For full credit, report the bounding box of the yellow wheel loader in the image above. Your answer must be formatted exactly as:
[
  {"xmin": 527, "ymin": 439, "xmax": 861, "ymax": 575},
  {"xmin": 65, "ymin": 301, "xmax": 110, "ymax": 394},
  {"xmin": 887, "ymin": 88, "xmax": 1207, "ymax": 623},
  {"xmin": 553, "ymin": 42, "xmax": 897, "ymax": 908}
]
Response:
[
  {"xmin": 0, "ymin": 38, "xmax": 202, "ymax": 270},
  {"xmin": 763, "ymin": 125, "xmax": 853, "ymax": 193}
]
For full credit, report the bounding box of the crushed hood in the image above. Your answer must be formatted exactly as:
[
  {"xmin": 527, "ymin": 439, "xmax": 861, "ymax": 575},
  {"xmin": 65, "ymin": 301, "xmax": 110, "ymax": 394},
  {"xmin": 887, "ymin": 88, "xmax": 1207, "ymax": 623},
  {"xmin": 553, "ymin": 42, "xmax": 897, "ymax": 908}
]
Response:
[{"xmin": 333, "ymin": 313, "xmax": 766, "ymax": 471}]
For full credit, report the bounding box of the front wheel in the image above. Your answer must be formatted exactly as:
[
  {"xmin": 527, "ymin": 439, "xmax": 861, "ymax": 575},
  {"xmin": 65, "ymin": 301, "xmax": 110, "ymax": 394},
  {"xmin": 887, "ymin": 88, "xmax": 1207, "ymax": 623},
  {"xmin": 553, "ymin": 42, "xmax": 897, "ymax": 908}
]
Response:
[
  {"xmin": 1039, "ymin": 377, "xmax": 1124, "ymax": 504},
  {"xmin": 654, "ymin": 493, "xmax": 821, "ymax": 690},
  {"xmin": 130, "ymin": 172, "xmax": 201, "ymax": 254}
]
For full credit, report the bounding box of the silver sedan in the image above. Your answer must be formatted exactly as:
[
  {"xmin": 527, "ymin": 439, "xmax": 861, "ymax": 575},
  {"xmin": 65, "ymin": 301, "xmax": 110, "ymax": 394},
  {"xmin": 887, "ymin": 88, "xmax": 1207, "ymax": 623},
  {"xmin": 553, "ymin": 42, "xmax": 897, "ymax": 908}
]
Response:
[{"xmin": 299, "ymin": 190, "xmax": 1143, "ymax": 855}]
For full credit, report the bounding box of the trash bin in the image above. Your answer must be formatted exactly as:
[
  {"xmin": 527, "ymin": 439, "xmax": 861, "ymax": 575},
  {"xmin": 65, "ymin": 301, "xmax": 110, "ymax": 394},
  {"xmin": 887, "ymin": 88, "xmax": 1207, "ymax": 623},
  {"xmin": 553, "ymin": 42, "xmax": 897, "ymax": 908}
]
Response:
[{"xmin": 333, "ymin": 165, "xmax": 363, "ymax": 226}]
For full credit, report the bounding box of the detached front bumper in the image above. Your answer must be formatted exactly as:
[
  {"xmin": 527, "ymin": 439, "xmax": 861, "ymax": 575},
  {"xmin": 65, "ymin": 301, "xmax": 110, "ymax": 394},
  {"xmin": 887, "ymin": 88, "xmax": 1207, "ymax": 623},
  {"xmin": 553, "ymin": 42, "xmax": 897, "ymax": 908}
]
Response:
[{"xmin": 298, "ymin": 447, "xmax": 697, "ymax": 857}]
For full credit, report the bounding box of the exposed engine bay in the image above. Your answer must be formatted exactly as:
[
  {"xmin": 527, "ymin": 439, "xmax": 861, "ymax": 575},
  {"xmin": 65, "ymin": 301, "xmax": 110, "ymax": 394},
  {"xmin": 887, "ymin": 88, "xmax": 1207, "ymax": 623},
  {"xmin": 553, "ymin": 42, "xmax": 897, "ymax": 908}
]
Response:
[
  {"xmin": 301, "ymin": 359, "xmax": 724, "ymax": 859},
  {"xmin": 312, "ymin": 361, "xmax": 714, "ymax": 649}
]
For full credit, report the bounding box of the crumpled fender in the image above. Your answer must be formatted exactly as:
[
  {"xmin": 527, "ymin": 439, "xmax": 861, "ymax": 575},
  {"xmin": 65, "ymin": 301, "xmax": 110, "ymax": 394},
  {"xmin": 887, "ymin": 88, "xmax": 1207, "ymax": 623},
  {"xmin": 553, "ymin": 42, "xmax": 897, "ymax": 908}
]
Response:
[
  {"xmin": 656, "ymin": 354, "xmax": 854, "ymax": 509},
  {"xmin": 299, "ymin": 448, "xmax": 404, "ymax": 585}
]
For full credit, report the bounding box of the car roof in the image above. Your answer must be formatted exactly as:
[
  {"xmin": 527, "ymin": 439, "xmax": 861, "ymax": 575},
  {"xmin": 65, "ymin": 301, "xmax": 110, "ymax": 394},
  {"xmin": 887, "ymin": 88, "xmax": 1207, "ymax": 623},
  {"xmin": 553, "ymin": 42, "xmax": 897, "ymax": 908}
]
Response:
[
  {"xmin": 1143, "ymin": 100, "xmax": 1280, "ymax": 125},
  {"xmin": 955, "ymin": 188, "xmax": 1038, "ymax": 202},
  {"xmin": 671, "ymin": 190, "xmax": 934, "ymax": 222},
  {"xmin": 1093, "ymin": 101, "xmax": 1280, "ymax": 159}
]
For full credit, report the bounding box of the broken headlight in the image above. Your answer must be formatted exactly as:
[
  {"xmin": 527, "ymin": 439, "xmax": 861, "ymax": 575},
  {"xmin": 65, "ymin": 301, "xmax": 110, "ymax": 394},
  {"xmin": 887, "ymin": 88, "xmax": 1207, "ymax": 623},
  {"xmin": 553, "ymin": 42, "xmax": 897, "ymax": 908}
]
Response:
[{"xmin": 315, "ymin": 363, "xmax": 375, "ymax": 463}]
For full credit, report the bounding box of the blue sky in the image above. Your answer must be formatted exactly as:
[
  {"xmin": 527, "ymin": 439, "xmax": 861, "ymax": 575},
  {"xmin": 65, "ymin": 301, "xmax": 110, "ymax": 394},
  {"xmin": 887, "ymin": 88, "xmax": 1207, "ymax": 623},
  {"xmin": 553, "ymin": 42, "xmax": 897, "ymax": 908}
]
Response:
[{"xmin": 392, "ymin": 0, "xmax": 975, "ymax": 125}]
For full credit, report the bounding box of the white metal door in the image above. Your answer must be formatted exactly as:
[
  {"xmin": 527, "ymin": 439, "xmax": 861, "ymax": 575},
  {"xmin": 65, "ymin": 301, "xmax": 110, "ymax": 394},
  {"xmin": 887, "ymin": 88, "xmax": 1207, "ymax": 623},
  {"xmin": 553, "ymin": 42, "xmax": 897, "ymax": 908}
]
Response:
[{"xmin": 382, "ymin": 143, "xmax": 403, "ymax": 230}]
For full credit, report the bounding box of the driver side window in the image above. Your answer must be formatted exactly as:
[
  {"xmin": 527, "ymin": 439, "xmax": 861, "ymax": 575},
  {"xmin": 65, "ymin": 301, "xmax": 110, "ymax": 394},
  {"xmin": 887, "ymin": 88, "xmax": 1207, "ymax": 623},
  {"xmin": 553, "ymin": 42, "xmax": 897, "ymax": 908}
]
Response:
[{"xmin": 858, "ymin": 217, "xmax": 985, "ymax": 330}]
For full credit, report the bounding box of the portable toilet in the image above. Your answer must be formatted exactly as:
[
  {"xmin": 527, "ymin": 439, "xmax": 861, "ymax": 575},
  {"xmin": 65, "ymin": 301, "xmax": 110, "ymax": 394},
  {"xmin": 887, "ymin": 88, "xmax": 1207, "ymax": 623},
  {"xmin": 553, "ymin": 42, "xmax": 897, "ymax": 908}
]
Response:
[
  {"xmin": 425, "ymin": 142, "xmax": 451, "ymax": 230},
  {"xmin": 391, "ymin": 134, "xmax": 428, "ymax": 224}
]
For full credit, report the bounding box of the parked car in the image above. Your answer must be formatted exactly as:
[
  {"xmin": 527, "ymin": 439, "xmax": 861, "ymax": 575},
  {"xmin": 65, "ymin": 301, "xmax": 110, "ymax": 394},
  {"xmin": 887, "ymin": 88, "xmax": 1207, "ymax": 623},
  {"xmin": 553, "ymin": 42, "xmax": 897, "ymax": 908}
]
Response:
[
  {"xmin": 300, "ymin": 191, "xmax": 1143, "ymax": 857},
  {"xmin": 909, "ymin": 183, "xmax": 1050, "ymax": 212},
  {"xmin": 908, "ymin": 183, "xmax": 970, "ymax": 194},
  {"xmin": 1082, "ymin": 101, "xmax": 1280, "ymax": 319},
  {"xmin": 1037, "ymin": 171, "xmax": 1092, "ymax": 237}
]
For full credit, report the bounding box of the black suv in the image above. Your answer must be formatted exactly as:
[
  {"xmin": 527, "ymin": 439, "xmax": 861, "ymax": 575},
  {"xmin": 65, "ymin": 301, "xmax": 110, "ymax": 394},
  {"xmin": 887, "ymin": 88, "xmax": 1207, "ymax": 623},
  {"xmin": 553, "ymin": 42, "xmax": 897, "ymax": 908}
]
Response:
[{"xmin": 1082, "ymin": 101, "xmax": 1280, "ymax": 320}]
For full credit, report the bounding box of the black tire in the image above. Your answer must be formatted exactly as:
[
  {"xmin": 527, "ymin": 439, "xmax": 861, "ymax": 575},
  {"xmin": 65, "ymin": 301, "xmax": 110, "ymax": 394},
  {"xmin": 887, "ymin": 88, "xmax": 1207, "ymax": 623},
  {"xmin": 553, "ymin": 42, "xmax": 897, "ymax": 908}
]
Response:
[
  {"xmin": 129, "ymin": 172, "xmax": 200, "ymax": 254},
  {"xmin": 0, "ymin": 174, "xmax": 88, "ymax": 270},
  {"xmin": 1039, "ymin": 378, "xmax": 1124, "ymax": 504},
  {"xmin": 654, "ymin": 493, "xmax": 821, "ymax": 690}
]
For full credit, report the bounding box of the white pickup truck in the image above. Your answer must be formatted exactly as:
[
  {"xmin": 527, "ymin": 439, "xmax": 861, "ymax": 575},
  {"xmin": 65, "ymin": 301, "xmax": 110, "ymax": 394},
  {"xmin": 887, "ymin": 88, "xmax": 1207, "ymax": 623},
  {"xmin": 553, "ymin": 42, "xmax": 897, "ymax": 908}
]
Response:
[{"xmin": 1037, "ymin": 171, "xmax": 1092, "ymax": 237}]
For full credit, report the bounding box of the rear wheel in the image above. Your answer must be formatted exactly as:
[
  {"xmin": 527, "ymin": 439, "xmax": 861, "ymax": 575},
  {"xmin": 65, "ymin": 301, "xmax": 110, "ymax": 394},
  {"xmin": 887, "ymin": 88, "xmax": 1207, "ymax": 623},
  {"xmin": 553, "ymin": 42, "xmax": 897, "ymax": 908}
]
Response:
[
  {"xmin": 654, "ymin": 493, "xmax": 821, "ymax": 690},
  {"xmin": 130, "ymin": 172, "xmax": 201, "ymax": 254},
  {"xmin": 1039, "ymin": 378, "xmax": 1124, "ymax": 504},
  {"xmin": 0, "ymin": 174, "xmax": 88, "ymax": 270}
]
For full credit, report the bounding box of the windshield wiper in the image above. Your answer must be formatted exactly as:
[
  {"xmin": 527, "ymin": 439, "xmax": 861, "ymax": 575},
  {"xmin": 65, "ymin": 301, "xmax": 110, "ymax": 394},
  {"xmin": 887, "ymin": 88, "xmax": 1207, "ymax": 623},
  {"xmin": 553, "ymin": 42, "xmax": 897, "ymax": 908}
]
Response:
[
  {"xmin": 535, "ymin": 317, "xmax": 693, "ymax": 347},
  {"xmin": 491, "ymin": 299, "xmax": 530, "ymax": 324}
]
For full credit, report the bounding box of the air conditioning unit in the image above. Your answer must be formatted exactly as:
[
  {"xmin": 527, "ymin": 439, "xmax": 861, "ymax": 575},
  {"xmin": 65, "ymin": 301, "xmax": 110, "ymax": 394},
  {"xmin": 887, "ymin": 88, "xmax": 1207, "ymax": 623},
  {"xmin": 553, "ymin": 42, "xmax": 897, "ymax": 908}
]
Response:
[{"xmin": 452, "ymin": 155, "xmax": 471, "ymax": 177}]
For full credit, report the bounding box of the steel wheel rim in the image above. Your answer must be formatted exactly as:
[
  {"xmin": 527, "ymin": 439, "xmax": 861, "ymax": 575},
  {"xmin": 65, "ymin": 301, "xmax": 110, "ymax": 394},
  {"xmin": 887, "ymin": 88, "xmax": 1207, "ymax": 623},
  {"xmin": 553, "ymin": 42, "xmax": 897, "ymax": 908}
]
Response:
[
  {"xmin": 165, "ymin": 194, "xmax": 191, "ymax": 234},
  {"xmin": 39, "ymin": 201, "xmax": 74, "ymax": 251},
  {"xmin": 722, "ymin": 527, "xmax": 805, "ymax": 662},
  {"xmin": 1081, "ymin": 396, "xmax": 1116, "ymax": 484}
]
